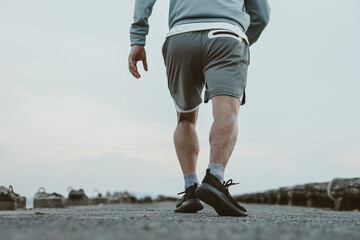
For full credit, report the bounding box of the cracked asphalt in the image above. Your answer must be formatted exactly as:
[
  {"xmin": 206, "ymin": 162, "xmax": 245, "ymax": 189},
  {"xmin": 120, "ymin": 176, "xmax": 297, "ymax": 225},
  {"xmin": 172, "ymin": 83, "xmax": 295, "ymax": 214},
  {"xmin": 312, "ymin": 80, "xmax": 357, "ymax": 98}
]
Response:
[{"xmin": 0, "ymin": 202, "xmax": 359, "ymax": 240}]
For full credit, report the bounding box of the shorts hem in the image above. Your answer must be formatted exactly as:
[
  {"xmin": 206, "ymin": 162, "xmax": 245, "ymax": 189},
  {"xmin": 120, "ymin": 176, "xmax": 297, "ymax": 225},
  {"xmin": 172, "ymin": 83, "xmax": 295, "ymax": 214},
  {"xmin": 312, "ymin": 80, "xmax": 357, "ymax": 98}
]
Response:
[
  {"xmin": 204, "ymin": 91, "xmax": 245, "ymax": 105},
  {"xmin": 172, "ymin": 98, "xmax": 202, "ymax": 113}
]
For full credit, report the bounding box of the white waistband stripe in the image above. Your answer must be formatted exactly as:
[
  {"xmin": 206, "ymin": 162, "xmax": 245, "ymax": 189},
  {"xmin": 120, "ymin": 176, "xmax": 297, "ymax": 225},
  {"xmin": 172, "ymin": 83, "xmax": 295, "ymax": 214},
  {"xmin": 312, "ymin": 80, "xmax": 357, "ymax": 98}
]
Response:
[{"xmin": 166, "ymin": 22, "xmax": 249, "ymax": 44}]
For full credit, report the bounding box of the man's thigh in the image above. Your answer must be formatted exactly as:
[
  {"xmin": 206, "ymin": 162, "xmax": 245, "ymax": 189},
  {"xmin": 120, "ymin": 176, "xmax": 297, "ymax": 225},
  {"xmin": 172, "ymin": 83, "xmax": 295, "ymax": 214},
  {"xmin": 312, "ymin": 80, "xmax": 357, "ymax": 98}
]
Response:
[
  {"xmin": 203, "ymin": 30, "xmax": 250, "ymax": 105},
  {"xmin": 162, "ymin": 32, "xmax": 205, "ymax": 112}
]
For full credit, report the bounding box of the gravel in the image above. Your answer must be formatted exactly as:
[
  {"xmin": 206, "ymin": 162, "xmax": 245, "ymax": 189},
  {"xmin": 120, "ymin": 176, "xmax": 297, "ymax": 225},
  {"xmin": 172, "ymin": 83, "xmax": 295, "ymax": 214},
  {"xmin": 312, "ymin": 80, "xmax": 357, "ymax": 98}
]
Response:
[{"xmin": 0, "ymin": 202, "xmax": 359, "ymax": 240}]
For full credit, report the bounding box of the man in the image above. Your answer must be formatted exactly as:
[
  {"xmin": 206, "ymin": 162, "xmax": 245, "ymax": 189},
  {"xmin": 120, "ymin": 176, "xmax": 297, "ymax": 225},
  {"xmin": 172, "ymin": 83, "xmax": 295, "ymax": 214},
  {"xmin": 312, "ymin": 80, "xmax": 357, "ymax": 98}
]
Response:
[{"xmin": 128, "ymin": 0, "xmax": 270, "ymax": 217}]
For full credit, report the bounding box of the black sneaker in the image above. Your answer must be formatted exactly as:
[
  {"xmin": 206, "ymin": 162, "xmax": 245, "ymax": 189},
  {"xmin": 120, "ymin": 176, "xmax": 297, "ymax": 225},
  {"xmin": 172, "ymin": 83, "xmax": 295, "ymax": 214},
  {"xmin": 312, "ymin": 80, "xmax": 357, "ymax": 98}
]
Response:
[
  {"xmin": 195, "ymin": 169, "xmax": 248, "ymax": 217},
  {"xmin": 174, "ymin": 183, "xmax": 204, "ymax": 213}
]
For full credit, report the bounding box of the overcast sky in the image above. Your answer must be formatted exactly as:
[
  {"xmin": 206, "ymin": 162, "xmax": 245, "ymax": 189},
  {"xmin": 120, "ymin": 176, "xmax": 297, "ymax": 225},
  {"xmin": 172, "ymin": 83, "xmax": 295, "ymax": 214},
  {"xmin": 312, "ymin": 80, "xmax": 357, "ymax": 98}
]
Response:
[{"xmin": 0, "ymin": 0, "xmax": 359, "ymax": 199}]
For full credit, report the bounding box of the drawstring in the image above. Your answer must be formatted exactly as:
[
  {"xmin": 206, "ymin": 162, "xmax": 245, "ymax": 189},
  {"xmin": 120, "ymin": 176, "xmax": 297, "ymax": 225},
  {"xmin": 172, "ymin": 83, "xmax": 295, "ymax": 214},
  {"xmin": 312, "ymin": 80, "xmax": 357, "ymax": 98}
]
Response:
[{"xmin": 223, "ymin": 179, "xmax": 239, "ymax": 190}]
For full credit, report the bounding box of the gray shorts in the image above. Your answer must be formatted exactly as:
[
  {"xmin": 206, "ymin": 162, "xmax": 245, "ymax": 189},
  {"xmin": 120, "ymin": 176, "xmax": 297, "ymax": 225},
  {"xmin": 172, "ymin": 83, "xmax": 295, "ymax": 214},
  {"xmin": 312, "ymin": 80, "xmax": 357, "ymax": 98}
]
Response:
[{"xmin": 161, "ymin": 29, "xmax": 250, "ymax": 113}]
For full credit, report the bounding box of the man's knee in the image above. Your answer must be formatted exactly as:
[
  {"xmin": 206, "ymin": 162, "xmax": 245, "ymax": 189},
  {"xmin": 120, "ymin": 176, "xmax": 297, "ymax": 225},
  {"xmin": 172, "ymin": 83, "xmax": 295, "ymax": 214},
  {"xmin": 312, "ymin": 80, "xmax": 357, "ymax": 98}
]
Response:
[
  {"xmin": 177, "ymin": 109, "xmax": 199, "ymax": 125},
  {"xmin": 214, "ymin": 112, "xmax": 238, "ymax": 127},
  {"xmin": 212, "ymin": 95, "xmax": 240, "ymax": 121}
]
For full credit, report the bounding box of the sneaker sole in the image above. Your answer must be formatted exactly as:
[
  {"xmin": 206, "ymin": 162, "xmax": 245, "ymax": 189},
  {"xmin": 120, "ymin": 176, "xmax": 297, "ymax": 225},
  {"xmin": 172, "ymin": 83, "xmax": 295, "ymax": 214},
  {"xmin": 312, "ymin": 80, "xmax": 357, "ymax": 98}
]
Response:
[
  {"xmin": 195, "ymin": 183, "xmax": 248, "ymax": 217},
  {"xmin": 174, "ymin": 198, "xmax": 204, "ymax": 213}
]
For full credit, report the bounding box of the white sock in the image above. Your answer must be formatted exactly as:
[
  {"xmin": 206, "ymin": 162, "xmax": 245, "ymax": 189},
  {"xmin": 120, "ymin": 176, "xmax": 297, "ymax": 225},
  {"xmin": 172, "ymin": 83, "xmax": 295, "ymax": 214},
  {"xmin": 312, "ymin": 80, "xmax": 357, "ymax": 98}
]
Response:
[
  {"xmin": 184, "ymin": 173, "xmax": 199, "ymax": 190},
  {"xmin": 208, "ymin": 163, "xmax": 225, "ymax": 183}
]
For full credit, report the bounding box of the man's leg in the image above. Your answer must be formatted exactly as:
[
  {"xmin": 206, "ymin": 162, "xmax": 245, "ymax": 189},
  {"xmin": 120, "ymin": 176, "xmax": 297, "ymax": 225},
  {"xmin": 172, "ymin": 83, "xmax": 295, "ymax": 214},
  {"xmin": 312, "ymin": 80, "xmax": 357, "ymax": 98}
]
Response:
[
  {"xmin": 195, "ymin": 31, "xmax": 249, "ymax": 216},
  {"xmin": 209, "ymin": 95, "xmax": 241, "ymax": 168},
  {"xmin": 206, "ymin": 95, "xmax": 240, "ymax": 183},
  {"xmin": 173, "ymin": 109, "xmax": 200, "ymax": 176},
  {"xmin": 195, "ymin": 95, "xmax": 247, "ymax": 217},
  {"xmin": 173, "ymin": 108, "xmax": 204, "ymax": 213}
]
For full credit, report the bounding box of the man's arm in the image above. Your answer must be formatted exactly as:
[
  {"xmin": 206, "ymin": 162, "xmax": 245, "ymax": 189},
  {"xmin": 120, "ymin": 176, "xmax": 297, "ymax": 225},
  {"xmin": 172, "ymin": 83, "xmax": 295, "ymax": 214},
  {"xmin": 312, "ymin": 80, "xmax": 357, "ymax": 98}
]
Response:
[
  {"xmin": 129, "ymin": 0, "xmax": 157, "ymax": 46},
  {"xmin": 244, "ymin": 0, "xmax": 271, "ymax": 46},
  {"xmin": 128, "ymin": 0, "xmax": 157, "ymax": 79}
]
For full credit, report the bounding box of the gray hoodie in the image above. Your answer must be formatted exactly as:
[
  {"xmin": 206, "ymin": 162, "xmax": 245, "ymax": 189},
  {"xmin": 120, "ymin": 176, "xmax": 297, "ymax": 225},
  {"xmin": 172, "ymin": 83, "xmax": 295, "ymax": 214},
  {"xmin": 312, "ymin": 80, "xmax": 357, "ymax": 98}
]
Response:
[{"xmin": 130, "ymin": 0, "xmax": 270, "ymax": 46}]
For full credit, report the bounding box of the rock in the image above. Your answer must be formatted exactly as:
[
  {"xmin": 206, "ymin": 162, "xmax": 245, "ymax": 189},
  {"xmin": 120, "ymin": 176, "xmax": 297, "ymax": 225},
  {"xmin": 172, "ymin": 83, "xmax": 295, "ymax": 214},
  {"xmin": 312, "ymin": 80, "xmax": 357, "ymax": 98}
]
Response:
[
  {"xmin": 90, "ymin": 190, "xmax": 109, "ymax": 205},
  {"xmin": 264, "ymin": 190, "xmax": 278, "ymax": 204},
  {"xmin": 109, "ymin": 191, "xmax": 137, "ymax": 204},
  {"xmin": 233, "ymin": 193, "xmax": 252, "ymax": 203},
  {"xmin": 90, "ymin": 195, "xmax": 109, "ymax": 205},
  {"xmin": 0, "ymin": 185, "xmax": 26, "ymax": 210},
  {"xmin": 34, "ymin": 187, "xmax": 66, "ymax": 208},
  {"xmin": 288, "ymin": 185, "xmax": 307, "ymax": 206},
  {"xmin": 66, "ymin": 189, "xmax": 90, "ymax": 206},
  {"xmin": 304, "ymin": 182, "xmax": 334, "ymax": 208},
  {"xmin": 138, "ymin": 196, "xmax": 153, "ymax": 203},
  {"xmin": 328, "ymin": 178, "xmax": 360, "ymax": 211},
  {"xmin": 154, "ymin": 195, "xmax": 178, "ymax": 202},
  {"xmin": 277, "ymin": 187, "xmax": 291, "ymax": 205},
  {"xmin": 232, "ymin": 178, "xmax": 360, "ymax": 211}
]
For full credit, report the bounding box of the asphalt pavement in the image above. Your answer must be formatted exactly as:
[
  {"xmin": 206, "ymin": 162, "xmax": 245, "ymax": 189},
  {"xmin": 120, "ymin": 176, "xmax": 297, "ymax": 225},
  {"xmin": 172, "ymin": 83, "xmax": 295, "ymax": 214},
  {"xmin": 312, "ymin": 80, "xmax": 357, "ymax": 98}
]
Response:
[{"xmin": 0, "ymin": 202, "xmax": 359, "ymax": 240}]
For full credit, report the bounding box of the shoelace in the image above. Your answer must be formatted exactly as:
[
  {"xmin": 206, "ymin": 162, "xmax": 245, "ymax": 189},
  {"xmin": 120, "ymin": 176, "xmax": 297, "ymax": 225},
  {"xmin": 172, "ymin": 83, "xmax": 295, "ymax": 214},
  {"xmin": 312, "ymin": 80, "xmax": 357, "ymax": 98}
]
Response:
[
  {"xmin": 223, "ymin": 179, "xmax": 239, "ymax": 190},
  {"xmin": 176, "ymin": 190, "xmax": 186, "ymax": 205},
  {"xmin": 175, "ymin": 180, "xmax": 238, "ymax": 204}
]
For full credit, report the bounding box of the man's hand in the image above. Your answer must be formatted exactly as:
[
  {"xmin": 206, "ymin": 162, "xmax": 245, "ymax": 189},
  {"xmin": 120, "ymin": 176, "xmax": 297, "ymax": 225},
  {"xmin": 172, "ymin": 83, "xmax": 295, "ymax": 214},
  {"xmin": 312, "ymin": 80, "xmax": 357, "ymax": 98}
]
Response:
[{"xmin": 128, "ymin": 45, "xmax": 148, "ymax": 79}]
